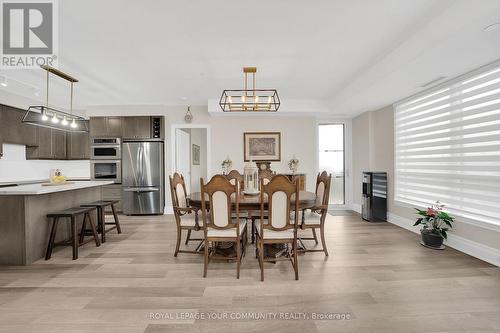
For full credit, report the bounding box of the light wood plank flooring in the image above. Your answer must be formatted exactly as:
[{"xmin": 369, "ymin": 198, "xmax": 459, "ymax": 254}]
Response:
[{"xmin": 1, "ymin": 213, "xmax": 499, "ymax": 333}]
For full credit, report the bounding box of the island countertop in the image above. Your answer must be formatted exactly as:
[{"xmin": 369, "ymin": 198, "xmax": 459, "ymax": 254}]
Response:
[{"xmin": 0, "ymin": 180, "xmax": 114, "ymax": 195}]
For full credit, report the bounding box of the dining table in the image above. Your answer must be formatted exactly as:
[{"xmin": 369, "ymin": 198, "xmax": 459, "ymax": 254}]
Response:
[
  {"xmin": 187, "ymin": 190, "xmax": 318, "ymax": 211},
  {"xmin": 187, "ymin": 190, "xmax": 319, "ymax": 258}
]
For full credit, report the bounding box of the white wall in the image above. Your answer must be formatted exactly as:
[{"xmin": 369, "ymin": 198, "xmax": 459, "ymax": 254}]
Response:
[
  {"xmin": 190, "ymin": 128, "xmax": 207, "ymax": 193},
  {"xmin": 0, "ymin": 143, "xmax": 90, "ymax": 182}
]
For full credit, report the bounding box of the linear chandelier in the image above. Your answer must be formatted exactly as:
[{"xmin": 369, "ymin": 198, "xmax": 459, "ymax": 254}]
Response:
[
  {"xmin": 22, "ymin": 65, "xmax": 88, "ymax": 132},
  {"xmin": 219, "ymin": 67, "xmax": 280, "ymax": 112}
]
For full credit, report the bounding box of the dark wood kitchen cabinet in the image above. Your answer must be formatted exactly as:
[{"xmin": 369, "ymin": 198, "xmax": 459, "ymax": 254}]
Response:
[
  {"xmin": 26, "ymin": 128, "xmax": 66, "ymax": 160},
  {"xmin": 1, "ymin": 105, "xmax": 37, "ymax": 147},
  {"xmin": 122, "ymin": 116, "xmax": 151, "ymax": 139},
  {"xmin": 67, "ymin": 129, "xmax": 90, "ymax": 159},
  {"xmin": 89, "ymin": 116, "xmax": 123, "ymax": 137}
]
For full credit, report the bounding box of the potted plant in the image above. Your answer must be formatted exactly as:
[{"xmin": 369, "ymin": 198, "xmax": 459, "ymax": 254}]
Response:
[
  {"xmin": 288, "ymin": 155, "xmax": 299, "ymax": 174},
  {"xmin": 413, "ymin": 201, "xmax": 454, "ymax": 249},
  {"xmin": 221, "ymin": 157, "xmax": 232, "ymax": 175}
]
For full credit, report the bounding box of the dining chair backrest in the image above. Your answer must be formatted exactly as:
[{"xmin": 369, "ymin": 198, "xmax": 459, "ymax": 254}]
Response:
[
  {"xmin": 259, "ymin": 169, "xmax": 275, "ymax": 187},
  {"xmin": 316, "ymin": 171, "xmax": 332, "ymax": 207},
  {"xmin": 200, "ymin": 175, "xmax": 240, "ymax": 231},
  {"xmin": 225, "ymin": 169, "xmax": 243, "ymax": 192},
  {"xmin": 260, "ymin": 174, "xmax": 299, "ymax": 231},
  {"xmin": 169, "ymin": 172, "xmax": 188, "ymax": 209}
]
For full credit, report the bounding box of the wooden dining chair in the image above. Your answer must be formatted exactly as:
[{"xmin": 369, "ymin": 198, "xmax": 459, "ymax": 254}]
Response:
[
  {"xmin": 225, "ymin": 169, "xmax": 244, "ymax": 192},
  {"xmin": 200, "ymin": 175, "xmax": 248, "ymax": 279},
  {"xmin": 250, "ymin": 170, "xmax": 275, "ymax": 243},
  {"xmin": 298, "ymin": 171, "xmax": 332, "ymax": 256},
  {"xmin": 169, "ymin": 172, "xmax": 203, "ymax": 257},
  {"xmin": 256, "ymin": 174, "xmax": 300, "ymax": 281}
]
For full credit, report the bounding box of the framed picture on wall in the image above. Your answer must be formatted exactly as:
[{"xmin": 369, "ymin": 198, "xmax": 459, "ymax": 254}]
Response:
[
  {"xmin": 192, "ymin": 144, "xmax": 200, "ymax": 165},
  {"xmin": 244, "ymin": 132, "xmax": 281, "ymax": 161}
]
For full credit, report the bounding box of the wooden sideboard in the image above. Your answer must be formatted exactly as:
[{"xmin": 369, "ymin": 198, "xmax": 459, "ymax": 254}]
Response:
[{"xmin": 282, "ymin": 173, "xmax": 306, "ymax": 191}]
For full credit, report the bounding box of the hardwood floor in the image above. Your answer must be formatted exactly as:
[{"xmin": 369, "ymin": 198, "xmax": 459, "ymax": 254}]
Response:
[{"xmin": 0, "ymin": 213, "xmax": 499, "ymax": 332}]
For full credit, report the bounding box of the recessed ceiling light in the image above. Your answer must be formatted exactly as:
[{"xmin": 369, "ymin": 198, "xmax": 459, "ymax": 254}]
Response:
[{"xmin": 483, "ymin": 23, "xmax": 500, "ymax": 32}]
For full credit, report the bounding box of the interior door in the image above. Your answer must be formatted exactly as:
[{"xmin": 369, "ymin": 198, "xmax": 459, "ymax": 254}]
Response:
[{"xmin": 175, "ymin": 129, "xmax": 191, "ymax": 194}]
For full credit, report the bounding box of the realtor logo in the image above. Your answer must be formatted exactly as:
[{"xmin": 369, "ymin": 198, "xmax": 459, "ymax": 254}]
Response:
[{"xmin": 1, "ymin": 0, "xmax": 58, "ymax": 68}]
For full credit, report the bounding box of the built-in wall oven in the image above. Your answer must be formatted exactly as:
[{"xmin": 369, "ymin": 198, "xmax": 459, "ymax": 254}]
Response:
[
  {"xmin": 91, "ymin": 160, "xmax": 122, "ymax": 183},
  {"xmin": 90, "ymin": 138, "xmax": 121, "ymax": 160}
]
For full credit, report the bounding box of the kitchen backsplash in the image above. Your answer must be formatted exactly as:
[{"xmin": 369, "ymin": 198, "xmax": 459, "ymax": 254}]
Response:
[{"xmin": 0, "ymin": 143, "xmax": 90, "ymax": 182}]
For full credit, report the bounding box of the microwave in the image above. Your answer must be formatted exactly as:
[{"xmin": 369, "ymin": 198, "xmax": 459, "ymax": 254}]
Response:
[
  {"xmin": 91, "ymin": 160, "xmax": 122, "ymax": 184},
  {"xmin": 90, "ymin": 138, "xmax": 121, "ymax": 160}
]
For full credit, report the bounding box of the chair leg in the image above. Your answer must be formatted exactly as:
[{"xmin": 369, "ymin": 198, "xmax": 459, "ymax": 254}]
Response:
[
  {"xmin": 251, "ymin": 218, "xmax": 256, "ymax": 244},
  {"xmin": 71, "ymin": 217, "xmax": 78, "ymax": 260},
  {"xmin": 185, "ymin": 229, "xmax": 191, "ymax": 245},
  {"xmin": 45, "ymin": 217, "xmax": 59, "ymax": 260},
  {"xmin": 293, "ymin": 240, "xmax": 299, "ymax": 280},
  {"xmin": 259, "ymin": 238, "xmax": 264, "ymax": 282},
  {"xmin": 111, "ymin": 204, "xmax": 122, "ymax": 234},
  {"xmin": 174, "ymin": 228, "xmax": 181, "ymax": 257},
  {"xmin": 312, "ymin": 228, "xmax": 319, "ymax": 244},
  {"xmin": 236, "ymin": 238, "xmax": 241, "ymax": 279},
  {"xmin": 99, "ymin": 207, "xmax": 106, "ymax": 243},
  {"xmin": 79, "ymin": 212, "xmax": 87, "ymax": 244},
  {"xmin": 320, "ymin": 225, "xmax": 329, "ymax": 256},
  {"xmin": 203, "ymin": 239, "xmax": 209, "ymax": 278},
  {"xmin": 87, "ymin": 212, "xmax": 101, "ymax": 247}
]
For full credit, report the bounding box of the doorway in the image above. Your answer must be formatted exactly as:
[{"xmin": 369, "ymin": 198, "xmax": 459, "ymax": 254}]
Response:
[
  {"xmin": 172, "ymin": 125, "xmax": 210, "ymax": 195},
  {"xmin": 318, "ymin": 123, "xmax": 345, "ymax": 205}
]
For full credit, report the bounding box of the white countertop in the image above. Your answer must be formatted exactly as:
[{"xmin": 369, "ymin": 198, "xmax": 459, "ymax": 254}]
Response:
[{"xmin": 0, "ymin": 181, "xmax": 115, "ymax": 195}]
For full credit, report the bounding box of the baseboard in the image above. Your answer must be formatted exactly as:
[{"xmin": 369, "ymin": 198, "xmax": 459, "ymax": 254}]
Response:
[
  {"xmin": 350, "ymin": 203, "xmax": 362, "ymax": 214},
  {"xmin": 387, "ymin": 213, "xmax": 500, "ymax": 267},
  {"xmin": 164, "ymin": 205, "xmax": 173, "ymax": 214}
]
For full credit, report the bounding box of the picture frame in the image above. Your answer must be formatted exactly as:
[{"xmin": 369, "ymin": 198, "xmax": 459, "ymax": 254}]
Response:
[
  {"xmin": 192, "ymin": 144, "xmax": 200, "ymax": 165},
  {"xmin": 244, "ymin": 132, "xmax": 281, "ymax": 162}
]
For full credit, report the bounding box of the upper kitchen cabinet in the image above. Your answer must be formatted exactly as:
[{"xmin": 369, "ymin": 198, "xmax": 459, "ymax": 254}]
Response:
[
  {"xmin": 67, "ymin": 128, "xmax": 90, "ymax": 159},
  {"xmin": 0, "ymin": 105, "xmax": 38, "ymax": 147},
  {"xmin": 122, "ymin": 116, "xmax": 151, "ymax": 139},
  {"xmin": 26, "ymin": 128, "xmax": 67, "ymax": 160},
  {"xmin": 89, "ymin": 116, "xmax": 123, "ymax": 138}
]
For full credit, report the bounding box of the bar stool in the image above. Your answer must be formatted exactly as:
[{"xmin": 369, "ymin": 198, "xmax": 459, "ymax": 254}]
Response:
[
  {"xmin": 45, "ymin": 207, "xmax": 101, "ymax": 260},
  {"xmin": 81, "ymin": 200, "xmax": 122, "ymax": 243}
]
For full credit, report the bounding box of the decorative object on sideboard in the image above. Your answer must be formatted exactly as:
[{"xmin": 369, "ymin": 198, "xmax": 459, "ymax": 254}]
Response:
[
  {"xmin": 221, "ymin": 157, "xmax": 232, "ymax": 175},
  {"xmin": 414, "ymin": 201, "xmax": 454, "ymax": 250},
  {"xmin": 220, "ymin": 67, "xmax": 280, "ymax": 112},
  {"xmin": 184, "ymin": 105, "xmax": 193, "ymax": 123},
  {"xmin": 22, "ymin": 65, "xmax": 88, "ymax": 132},
  {"xmin": 256, "ymin": 161, "xmax": 272, "ymax": 173},
  {"xmin": 192, "ymin": 144, "xmax": 200, "ymax": 165},
  {"xmin": 288, "ymin": 155, "xmax": 299, "ymax": 174},
  {"xmin": 243, "ymin": 161, "xmax": 259, "ymax": 195},
  {"xmin": 244, "ymin": 132, "xmax": 281, "ymax": 162}
]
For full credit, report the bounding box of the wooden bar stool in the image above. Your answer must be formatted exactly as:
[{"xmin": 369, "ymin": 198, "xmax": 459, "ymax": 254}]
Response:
[
  {"xmin": 45, "ymin": 207, "xmax": 101, "ymax": 260},
  {"xmin": 81, "ymin": 200, "xmax": 122, "ymax": 243}
]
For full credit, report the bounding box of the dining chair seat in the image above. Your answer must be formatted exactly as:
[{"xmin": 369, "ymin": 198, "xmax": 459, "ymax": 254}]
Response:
[
  {"xmin": 179, "ymin": 212, "xmax": 198, "ymax": 227},
  {"xmin": 256, "ymin": 220, "xmax": 294, "ymax": 239},
  {"xmin": 299, "ymin": 211, "xmax": 322, "ymax": 226},
  {"xmin": 207, "ymin": 220, "xmax": 247, "ymax": 237}
]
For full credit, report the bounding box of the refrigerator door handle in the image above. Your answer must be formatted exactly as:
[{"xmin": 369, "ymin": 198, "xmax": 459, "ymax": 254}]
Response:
[{"xmin": 123, "ymin": 187, "xmax": 160, "ymax": 193}]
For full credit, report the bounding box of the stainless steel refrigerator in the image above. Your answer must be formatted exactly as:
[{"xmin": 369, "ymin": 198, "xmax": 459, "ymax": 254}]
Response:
[{"xmin": 122, "ymin": 141, "xmax": 165, "ymax": 215}]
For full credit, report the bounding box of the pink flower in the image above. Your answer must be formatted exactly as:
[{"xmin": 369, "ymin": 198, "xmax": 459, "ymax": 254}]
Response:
[{"xmin": 426, "ymin": 208, "xmax": 437, "ymax": 217}]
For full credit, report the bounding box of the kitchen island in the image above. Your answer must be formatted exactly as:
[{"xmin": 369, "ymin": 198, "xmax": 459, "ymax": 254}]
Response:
[{"xmin": 0, "ymin": 181, "xmax": 114, "ymax": 265}]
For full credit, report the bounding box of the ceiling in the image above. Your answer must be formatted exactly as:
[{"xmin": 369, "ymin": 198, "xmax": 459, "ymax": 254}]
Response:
[{"xmin": 1, "ymin": 0, "xmax": 500, "ymax": 116}]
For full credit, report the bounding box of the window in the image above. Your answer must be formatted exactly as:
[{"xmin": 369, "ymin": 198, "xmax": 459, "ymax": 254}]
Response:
[
  {"xmin": 394, "ymin": 61, "xmax": 500, "ymax": 226},
  {"xmin": 318, "ymin": 124, "xmax": 345, "ymax": 205}
]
